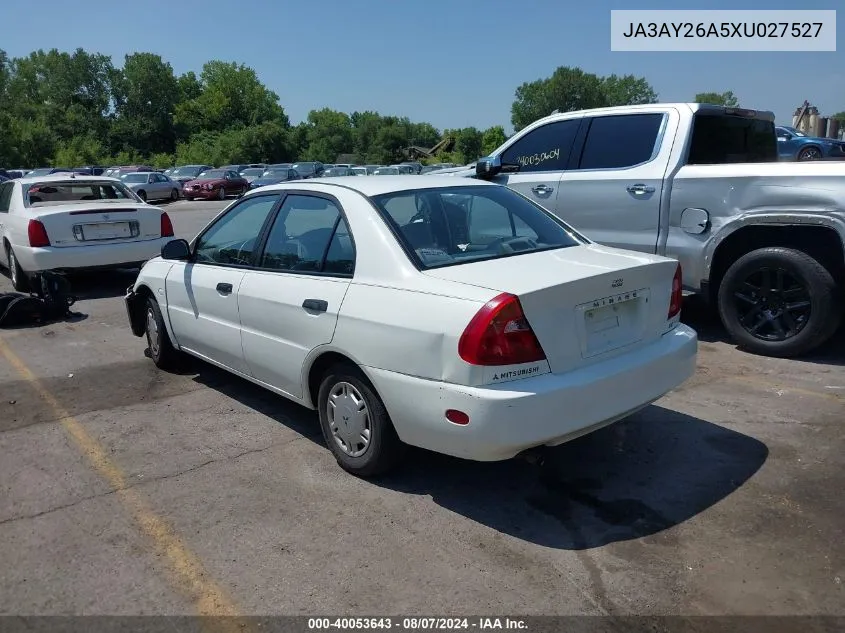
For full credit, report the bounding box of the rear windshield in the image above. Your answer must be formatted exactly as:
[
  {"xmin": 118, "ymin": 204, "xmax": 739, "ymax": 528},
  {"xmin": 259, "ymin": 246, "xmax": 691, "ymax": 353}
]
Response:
[
  {"xmin": 688, "ymin": 114, "xmax": 777, "ymax": 164},
  {"xmin": 26, "ymin": 181, "xmax": 137, "ymax": 206},
  {"xmin": 370, "ymin": 185, "xmax": 584, "ymax": 270}
]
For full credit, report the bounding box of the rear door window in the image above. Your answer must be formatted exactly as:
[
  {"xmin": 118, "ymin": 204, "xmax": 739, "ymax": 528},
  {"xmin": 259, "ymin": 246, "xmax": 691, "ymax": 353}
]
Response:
[
  {"xmin": 576, "ymin": 113, "xmax": 665, "ymax": 170},
  {"xmin": 0, "ymin": 182, "xmax": 13, "ymax": 212}
]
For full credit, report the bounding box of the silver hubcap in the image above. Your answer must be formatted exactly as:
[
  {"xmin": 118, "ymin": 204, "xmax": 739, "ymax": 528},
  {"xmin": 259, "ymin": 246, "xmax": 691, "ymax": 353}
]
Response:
[
  {"xmin": 146, "ymin": 308, "xmax": 160, "ymax": 357},
  {"xmin": 327, "ymin": 382, "xmax": 371, "ymax": 457},
  {"xmin": 801, "ymin": 148, "xmax": 821, "ymax": 160}
]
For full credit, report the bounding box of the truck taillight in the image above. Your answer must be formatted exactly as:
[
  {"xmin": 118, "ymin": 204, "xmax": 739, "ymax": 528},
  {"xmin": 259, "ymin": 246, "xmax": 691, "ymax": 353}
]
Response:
[
  {"xmin": 160, "ymin": 212, "xmax": 174, "ymax": 237},
  {"xmin": 458, "ymin": 293, "xmax": 546, "ymax": 366},
  {"xmin": 28, "ymin": 220, "xmax": 50, "ymax": 247},
  {"xmin": 668, "ymin": 263, "xmax": 683, "ymax": 319}
]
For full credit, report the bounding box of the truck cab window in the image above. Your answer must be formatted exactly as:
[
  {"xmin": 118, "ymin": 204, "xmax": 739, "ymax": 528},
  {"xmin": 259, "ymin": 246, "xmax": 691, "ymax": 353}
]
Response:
[
  {"xmin": 577, "ymin": 113, "xmax": 664, "ymax": 170},
  {"xmin": 500, "ymin": 119, "xmax": 581, "ymax": 172}
]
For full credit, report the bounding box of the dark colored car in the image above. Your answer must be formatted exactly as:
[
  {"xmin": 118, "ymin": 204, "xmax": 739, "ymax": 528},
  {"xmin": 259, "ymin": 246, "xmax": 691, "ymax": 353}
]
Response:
[
  {"xmin": 776, "ymin": 126, "xmax": 845, "ymax": 161},
  {"xmin": 169, "ymin": 164, "xmax": 213, "ymax": 186},
  {"xmin": 291, "ymin": 162, "xmax": 325, "ymax": 179},
  {"xmin": 72, "ymin": 165, "xmax": 106, "ymax": 175},
  {"xmin": 248, "ymin": 168, "xmax": 301, "ymax": 190},
  {"xmin": 182, "ymin": 168, "xmax": 249, "ymax": 200},
  {"xmin": 220, "ymin": 163, "xmax": 265, "ymax": 173}
]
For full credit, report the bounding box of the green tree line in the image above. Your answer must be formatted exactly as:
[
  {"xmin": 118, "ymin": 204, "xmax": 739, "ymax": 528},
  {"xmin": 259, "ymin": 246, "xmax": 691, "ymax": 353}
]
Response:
[{"xmin": 1, "ymin": 47, "xmax": 750, "ymax": 169}]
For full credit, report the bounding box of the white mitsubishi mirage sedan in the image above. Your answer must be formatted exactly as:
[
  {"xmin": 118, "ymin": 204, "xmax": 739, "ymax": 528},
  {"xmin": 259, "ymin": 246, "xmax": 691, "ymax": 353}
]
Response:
[{"xmin": 125, "ymin": 176, "xmax": 698, "ymax": 477}]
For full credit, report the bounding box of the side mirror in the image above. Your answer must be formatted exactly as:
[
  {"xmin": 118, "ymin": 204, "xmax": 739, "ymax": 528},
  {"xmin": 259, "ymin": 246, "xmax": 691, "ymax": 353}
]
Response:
[
  {"xmin": 161, "ymin": 238, "xmax": 191, "ymax": 260},
  {"xmin": 475, "ymin": 156, "xmax": 502, "ymax": 179}
]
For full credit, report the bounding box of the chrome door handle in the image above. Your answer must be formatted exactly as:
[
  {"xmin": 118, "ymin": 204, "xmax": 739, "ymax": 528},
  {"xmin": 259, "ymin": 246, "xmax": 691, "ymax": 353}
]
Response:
[
  {"xmin": 626, "ymin": 183, "xmax": 656, "ymax": 195},
  {"xmin": 531, "ymin": 184, "xmax": 553, "ymax": 195}
]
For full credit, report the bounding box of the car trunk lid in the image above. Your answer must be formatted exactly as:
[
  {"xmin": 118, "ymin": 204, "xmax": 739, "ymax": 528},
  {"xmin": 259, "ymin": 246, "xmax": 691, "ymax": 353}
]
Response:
[
  {"xmin": 423, "ymin": 244, "xmax": 679, "ymax": 373},
  {"xmin": 30, "ymin": 203, "xmax": 166, "ymax": 248}
]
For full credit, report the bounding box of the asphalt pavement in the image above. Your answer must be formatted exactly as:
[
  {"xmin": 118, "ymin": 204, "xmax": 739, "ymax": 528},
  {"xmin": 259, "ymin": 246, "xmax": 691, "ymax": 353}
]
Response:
[{"xmin": 0, "ymin": 200, "xmax": 843, "ymax": 617}]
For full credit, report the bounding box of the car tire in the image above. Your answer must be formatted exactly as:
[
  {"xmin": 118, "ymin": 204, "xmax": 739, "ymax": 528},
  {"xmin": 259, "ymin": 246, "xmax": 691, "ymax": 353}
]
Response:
[
  {"xmin": 717, "ymin": 247, "xmax": 841, "ymax": 358},
  {"xmin": 6, "ymin": 246, "xmax": 29, "ymax": 292},
  {"xmin": 185, "ymin": 196, "xmax": 194, "ymax": 201},
  {"xmin": 317, "ymin": 363, "xmax": 406, "ymax": 478},
  {"xmin": 217, "ymin": 187, "xmax": 225, "ymax": 200},
  {"xmin": 144, "ymin": 295, "xmax": 182, "ymax": 371},
  {"xmin": 797, "ymin": 146, "xmax": 822, "ymax": 161},
  {"xmin": 138, "ymin": 190, "xmax": 147, "ymax": 202},
  {"xmin": 170, "ymin": 189, "xmax": 178, "ymax": 201}
]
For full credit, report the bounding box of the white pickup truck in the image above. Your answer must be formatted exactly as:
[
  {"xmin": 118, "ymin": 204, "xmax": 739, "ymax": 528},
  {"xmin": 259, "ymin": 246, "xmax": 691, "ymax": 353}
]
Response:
[{"xmin": 446, "ymin": 103, "xmax": 844, "ymax": 358}]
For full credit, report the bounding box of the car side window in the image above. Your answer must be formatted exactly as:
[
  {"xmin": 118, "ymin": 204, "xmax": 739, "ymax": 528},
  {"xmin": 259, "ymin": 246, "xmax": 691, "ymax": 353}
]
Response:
[
  {"xmin": 500, "ymin": 119, "xmax": 581, "ymax": 172},
  {"xmin": 260, "ymin": 195, "xmax": 349, "ymax": 274},
  {"xmin": 194, "ymin": 194, "xmax": 281, "ymax": 266},
  {"xmin": 576, "ymin": 113, "xmax": 664, "ymax": 170},
  {"xmin": 0, "ymin": 183, "xmax": 12, "ymax": 212}
]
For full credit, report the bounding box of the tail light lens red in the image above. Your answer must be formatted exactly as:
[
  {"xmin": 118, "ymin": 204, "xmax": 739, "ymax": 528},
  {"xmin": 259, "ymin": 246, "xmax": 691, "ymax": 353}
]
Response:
[
  {"xmin": 27, "ymin": 220, "xmax": 50, "ymax": 247},
  {"xmin": 160, "ymin": 212, "xmax": 174, "ymax": 238},
  {"xmin": 668, "ymin": 263, "xmax": 683, "ymax": 319},
  {"xmin": 458, "ymin": 293, "xmax": 546, "ymax": 366}
]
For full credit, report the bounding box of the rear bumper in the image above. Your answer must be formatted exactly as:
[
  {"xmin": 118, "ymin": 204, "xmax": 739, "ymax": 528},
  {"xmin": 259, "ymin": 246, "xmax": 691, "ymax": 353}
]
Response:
[
  {"xmin": 11, "ymin": 238, "xmax": 170, "ymax": 274},
  {"xmin": 366, "ymin": 324, "xmax": 698, "ymax": 461}
]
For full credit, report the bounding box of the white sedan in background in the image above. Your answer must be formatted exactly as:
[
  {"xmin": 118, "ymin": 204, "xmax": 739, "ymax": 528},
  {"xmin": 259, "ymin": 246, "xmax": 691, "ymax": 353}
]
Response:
[
  {"xmin": 0, "ymin": 174, "xmax": 176, "ymax": 291},
  {"xmin": 125, "ymin": 176, "xmax": 698, "ymax": 477}
]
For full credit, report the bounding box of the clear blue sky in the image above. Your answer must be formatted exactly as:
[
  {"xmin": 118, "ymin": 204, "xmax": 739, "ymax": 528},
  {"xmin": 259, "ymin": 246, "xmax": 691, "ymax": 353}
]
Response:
[{"xmin": 3, "ymin": 0, "xmax": 843, "ymax": 132}]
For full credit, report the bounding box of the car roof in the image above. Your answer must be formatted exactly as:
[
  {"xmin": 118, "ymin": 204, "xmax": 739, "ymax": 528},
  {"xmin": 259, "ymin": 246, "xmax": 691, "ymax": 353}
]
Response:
[
  {"xmin": 18, "ymin": 174, "xmax": 120, "ymax": 185},
  {"xmin": 253, "ymin": 174, "xmax": 496, "ymax": 198}
]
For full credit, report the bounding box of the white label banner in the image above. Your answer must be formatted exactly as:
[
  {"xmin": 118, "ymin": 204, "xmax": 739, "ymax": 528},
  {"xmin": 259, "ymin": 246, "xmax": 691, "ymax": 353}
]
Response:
[{"xmin": 610, "ymin": 10, "xmax": 836, "ymax": 51}]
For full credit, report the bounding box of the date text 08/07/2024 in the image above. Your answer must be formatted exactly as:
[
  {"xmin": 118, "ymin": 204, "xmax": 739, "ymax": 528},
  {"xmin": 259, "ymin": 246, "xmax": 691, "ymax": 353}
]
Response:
[{"xmin": 307, "ymin": 617, "xmax": 528, "ymax": 630}]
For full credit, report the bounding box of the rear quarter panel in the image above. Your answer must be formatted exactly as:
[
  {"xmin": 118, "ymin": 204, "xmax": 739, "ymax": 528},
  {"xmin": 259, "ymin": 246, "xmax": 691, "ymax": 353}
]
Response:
[{"xmin": 667, "ymin": 163, "xmax": 845, "ymax": 289}]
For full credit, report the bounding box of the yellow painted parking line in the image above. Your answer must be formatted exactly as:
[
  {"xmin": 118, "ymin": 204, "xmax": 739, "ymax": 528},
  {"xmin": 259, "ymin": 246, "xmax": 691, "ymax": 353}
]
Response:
[
  {"xmin": 732, "ymin": 373, "xmax": 844, "ymax": 404},
  {"xmin": 0, "ymin": 337, "xmax": 246, "ymax": 628}
]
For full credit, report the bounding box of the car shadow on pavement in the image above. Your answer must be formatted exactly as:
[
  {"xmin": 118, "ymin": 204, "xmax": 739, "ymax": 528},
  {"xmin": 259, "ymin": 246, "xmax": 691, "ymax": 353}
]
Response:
[
  {"xmin": 681, "ymin": 296, "xmax": 845, "ymax": 366},
  {"xmin": 63, "ymin": 269, "xmax": 140, "ymax": 300},
  {"xmin": 187, "ymin": 358, "xmax": 768, "ymax": 550},
  {"xmin": 376, "ymin": 405, "xmax": 769, "ymax": 550}
]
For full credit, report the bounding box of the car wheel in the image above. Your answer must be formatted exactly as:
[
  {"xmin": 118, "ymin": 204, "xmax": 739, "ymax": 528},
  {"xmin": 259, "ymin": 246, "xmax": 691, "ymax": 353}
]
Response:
[
  {"xmin": 217, "ymin": 187, "xmax": 226, "ymax": 200},
  {"xmin": 170, "ymin": 189, "xmax": 178, "ymax": 201},
  {"xmin": 717, "ymin": 247, "xmax": 842, "ymax": 358},
  {"xmin": 317, "ymin": 363, "xmax": 406, "ymax": 477},
  {"xmin": 144, "ymin": 295, "xmax": 182, "ymax": 370},
  {"xmin": 797, "ymin": 146, "xmax": 822, "ymax": 161},
  {"xmin": 7, "ymin": 247, "xmax": 29, "ymax": 292},
  {"xmin": 138, "ymin": 190, "xmax": 147, "ymax": 202},
  {"xmin": 185, "ymin": 196, "xmax": 194, "ymax": 201}
]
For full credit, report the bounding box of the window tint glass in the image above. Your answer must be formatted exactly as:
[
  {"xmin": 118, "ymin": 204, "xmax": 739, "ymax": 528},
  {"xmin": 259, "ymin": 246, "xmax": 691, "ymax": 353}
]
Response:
[
  {"xmin": 688, "ymin": 114, "xmax": 778, "ymax": 164},
  {"xmin": 0, "ymin": 183, "xmax": 12, "ymax": 212},
  {"xmin": 323, "ymin": 218, "xmax": 355, "ymax": 275},
  {"xmin": 371, "ymin": 185, "xmax": 583, "ymax": 270},
  {"xmin": 578, "ymin": 114, "xmax": 664, "ymax": 170},
  {"xmin": 260, "ymin": 195, "xmax": 342, "ymax": 272},
  {"xmin": 194, "ymin": 194, "xmax": 280, "ymax": 265},
  {"xmin": 500, "ymin": 119, "xmax": 580, "ymax": 172}
]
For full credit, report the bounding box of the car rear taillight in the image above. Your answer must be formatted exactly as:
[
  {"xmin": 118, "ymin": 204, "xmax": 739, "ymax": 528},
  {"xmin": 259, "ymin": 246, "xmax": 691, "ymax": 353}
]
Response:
[
  {"xmin": 27, "ymin": 220, "xmax": 50, "ymax": 247},
  {"xmin": 458, "ymin": 293, "xmax": 546, "ymax": 366},
  {"xmin": 668, "ymin": 263, "xmax": 683, "ymax": 319},
  {"xmin": 160, "ymin": 212, "xmax": 174, "ymax": 237}
]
